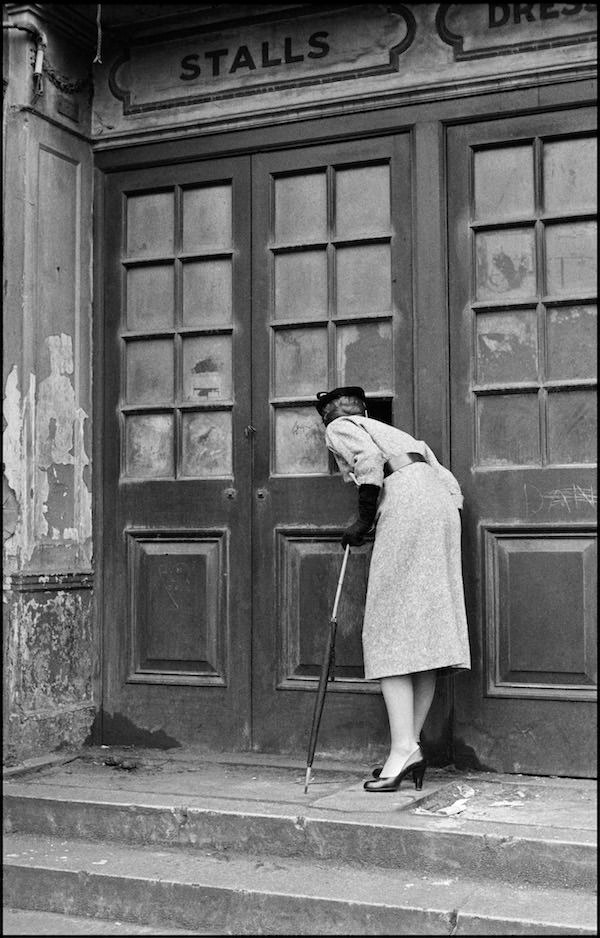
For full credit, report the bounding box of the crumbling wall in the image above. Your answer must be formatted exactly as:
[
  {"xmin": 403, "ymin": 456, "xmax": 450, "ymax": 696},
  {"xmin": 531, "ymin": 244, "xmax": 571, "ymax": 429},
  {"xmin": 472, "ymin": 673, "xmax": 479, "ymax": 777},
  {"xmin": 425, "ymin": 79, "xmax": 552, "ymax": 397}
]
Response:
[{"xmin": 3, "ymin": 5, "xmax": 97, "ymax": 763}]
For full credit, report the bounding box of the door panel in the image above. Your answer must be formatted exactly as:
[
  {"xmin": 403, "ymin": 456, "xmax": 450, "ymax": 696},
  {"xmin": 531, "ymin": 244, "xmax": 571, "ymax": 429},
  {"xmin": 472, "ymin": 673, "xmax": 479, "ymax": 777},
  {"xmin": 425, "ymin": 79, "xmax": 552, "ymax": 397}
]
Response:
[
  {"xmin": 251, "ymin": 135, "xmax": 414, "ymax": 755},
  {"xmin": 102, "ymin": 157, "xmax": 252, "ymax": 747},
  {"xmin": 448, "ymin": 109, "xmax": 597, "ymax": 776}
]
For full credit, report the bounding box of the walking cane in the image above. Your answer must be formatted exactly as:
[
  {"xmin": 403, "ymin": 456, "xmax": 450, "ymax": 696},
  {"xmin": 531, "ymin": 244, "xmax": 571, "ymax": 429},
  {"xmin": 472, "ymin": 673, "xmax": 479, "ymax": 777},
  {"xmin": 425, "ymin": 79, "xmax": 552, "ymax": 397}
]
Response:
[{"xmin": 304, "ymin": 544, "xmax": 351, "ymax": 794}]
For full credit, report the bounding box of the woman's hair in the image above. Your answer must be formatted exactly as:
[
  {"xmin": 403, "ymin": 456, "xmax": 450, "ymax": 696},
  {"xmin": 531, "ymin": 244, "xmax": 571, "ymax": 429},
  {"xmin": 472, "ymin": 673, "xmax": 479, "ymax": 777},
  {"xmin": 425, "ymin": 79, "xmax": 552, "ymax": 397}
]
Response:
[{"xmin": 322, "ymin": 394, "xmax": 367, "ymax": 424}]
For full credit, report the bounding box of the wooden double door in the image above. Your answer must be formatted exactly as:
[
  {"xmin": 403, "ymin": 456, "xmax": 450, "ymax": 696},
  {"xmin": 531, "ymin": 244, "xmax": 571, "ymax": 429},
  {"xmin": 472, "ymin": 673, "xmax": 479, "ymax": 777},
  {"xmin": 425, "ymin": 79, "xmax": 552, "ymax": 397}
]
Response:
[
  {"xmin": 101, "ymin": 133, "xmax": 414, "ymax": 756},
  {"xmin": 101, "ymin": 107, "xmax": 596, "ymax": 776}
]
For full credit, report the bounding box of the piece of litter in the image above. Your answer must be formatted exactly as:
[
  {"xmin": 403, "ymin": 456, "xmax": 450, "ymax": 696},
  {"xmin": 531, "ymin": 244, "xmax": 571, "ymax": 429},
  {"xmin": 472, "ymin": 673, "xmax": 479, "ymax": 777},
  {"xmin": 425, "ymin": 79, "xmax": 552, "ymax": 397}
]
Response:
[
  {"xmin": 413, "ymin": 802, "xmax": 468, "ymax": 817},
  {"xmin": 92, "ymin": 859, "xmax": 108, "ymax": 865},
  {"xmin": 490, "ymin": 800, "xmax": 524, "ymax": 807},
  {"xmin": 457, "ymin": 784, "xmax": 475, "ymax": 799},
  {"xmin": 516, "ymin": 790, "xmax": 526, "ymax": 797},
  {"xmin": 437, "ymin": 798, "xmax": 469, "ymax": 816}
]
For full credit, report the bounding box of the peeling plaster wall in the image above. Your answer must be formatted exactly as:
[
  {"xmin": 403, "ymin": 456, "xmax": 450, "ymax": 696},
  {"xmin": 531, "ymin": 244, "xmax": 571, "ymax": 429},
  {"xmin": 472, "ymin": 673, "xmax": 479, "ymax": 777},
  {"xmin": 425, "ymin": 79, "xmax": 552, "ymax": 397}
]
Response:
[
  {"xmin": 4, "ymin": 337, "xmax": 92, "ymax": 571},
  {"xmin": 3, "ymin": 5, "xmax": 97, "ymax": 763}
]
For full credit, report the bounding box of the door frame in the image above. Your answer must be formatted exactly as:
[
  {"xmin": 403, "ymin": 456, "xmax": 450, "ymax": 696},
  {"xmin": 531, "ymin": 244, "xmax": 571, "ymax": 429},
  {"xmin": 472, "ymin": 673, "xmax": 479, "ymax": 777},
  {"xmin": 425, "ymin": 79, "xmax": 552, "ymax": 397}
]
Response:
[{"xmin": 93, "ymin": 78, "xmax": 595, "ymax": 758}]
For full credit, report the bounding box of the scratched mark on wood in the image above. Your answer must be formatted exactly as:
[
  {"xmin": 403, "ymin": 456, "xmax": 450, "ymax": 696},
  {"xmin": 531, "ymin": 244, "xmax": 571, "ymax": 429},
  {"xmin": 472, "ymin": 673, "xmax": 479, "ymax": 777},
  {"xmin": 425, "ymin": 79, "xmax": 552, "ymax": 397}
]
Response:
[{"xmin": 524, "ymin": 483, "xmax": 597, "ymax": 514}]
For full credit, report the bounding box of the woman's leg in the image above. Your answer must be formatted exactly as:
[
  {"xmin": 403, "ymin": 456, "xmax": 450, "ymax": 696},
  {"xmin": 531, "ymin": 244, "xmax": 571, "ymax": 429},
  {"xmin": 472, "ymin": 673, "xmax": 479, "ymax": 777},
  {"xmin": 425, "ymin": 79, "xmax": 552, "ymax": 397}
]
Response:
[
  {"xmin": 379, "ymin": 675, "xmax": 420, "ymax": 777},
  {"xmin": 379, "ymin": 670, "xmax": 437, "ymax": 777},
  {"xmin": 412, "ymin": 669, "xmax": 437, "ymax": 741}
]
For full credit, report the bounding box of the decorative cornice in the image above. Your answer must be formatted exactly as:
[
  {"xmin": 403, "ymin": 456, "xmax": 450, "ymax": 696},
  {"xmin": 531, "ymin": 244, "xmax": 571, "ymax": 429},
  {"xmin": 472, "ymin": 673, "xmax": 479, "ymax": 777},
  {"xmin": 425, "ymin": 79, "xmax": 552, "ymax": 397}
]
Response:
[
  {"xmin": 4, "ymin": 3, "xmax": 98, "ymax": 47},
  {"xmin": 92, "ymin": 63, "xmax": 597, "ymax": 153}
]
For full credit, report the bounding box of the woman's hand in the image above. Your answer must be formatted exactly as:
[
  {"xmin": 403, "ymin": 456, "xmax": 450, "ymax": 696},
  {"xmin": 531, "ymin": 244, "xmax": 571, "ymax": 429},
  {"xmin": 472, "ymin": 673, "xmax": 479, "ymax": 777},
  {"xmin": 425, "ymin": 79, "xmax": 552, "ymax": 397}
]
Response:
[
  {"xmin": 341, "ymin": 484, "xmax": 381, "ymax": 546},
  {"xmin": 341, "ymin": 519, "xmax": 371, "ymax": 547}
]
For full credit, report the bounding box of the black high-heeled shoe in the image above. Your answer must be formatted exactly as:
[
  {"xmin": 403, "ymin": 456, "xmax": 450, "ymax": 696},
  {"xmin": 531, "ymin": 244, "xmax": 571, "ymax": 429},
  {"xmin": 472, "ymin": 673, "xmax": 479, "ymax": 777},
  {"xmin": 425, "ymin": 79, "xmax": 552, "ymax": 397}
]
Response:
[
  {"xmin": 371, "ymin": 744, "xmax": 423, "ymax": 779},
  {"xmin": 364, "ymin": 757, "xmax": 427, "ymax": 792}
]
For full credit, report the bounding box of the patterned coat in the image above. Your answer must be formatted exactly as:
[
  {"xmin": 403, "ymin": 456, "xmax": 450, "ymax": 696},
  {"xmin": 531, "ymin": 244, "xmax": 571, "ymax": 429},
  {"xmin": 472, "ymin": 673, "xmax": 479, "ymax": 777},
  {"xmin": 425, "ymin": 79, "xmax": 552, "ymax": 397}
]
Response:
[{"xmin": 325, "ymin": 416, "xmax": 471, "ymax": 680}]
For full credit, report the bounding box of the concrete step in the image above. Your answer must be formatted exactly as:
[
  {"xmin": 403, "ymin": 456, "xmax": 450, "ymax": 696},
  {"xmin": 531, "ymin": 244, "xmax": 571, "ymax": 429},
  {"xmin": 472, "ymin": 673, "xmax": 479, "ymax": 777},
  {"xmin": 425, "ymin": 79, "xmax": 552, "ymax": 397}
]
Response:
[
  {"xmin": 3, "ymin": 831, "xmax": 597, "ymax": 936},
  {"xmin": 3, "ymin": 773, "xmax": 596, "ymax": 893},
  {"xmin": 3, "ymin": 907, "xmax": 207, "ymax": 935}
]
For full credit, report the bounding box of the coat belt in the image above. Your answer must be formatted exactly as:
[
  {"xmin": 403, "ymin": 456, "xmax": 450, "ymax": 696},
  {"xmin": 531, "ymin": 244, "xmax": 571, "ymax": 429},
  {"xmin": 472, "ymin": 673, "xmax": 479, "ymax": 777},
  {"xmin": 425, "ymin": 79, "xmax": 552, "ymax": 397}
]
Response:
[{"xmin": 383, "ymin": 453, "xmax": 427, "ymax": 477}]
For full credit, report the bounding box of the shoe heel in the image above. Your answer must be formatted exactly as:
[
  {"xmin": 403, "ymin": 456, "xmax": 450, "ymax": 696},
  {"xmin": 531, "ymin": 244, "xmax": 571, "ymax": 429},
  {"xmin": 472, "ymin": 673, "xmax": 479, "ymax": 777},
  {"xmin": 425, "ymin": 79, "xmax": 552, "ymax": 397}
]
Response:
[{"xmin": 412, "ymin": 762, "xmax": 426, "ymax": 790}]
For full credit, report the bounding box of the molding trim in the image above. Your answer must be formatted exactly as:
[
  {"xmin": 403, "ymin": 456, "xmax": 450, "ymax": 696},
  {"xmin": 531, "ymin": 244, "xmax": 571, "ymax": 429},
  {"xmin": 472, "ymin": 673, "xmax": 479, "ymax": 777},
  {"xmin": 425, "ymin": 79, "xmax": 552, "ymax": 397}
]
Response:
[
  {"xmin": 275, "ymin": 527, "xmax": 378, "ymax": 695},
  {"xmin": 92, "ymin": 64, "xmax": 597, "ymax": 153},
  {"xmin": 481, "ymin": 522, "xmax": 597, "ymax": 702},
  {"xmin": 19, "ymin": 105, "xmax": 92, "ymax": 142},
  {"xmin": 4, "ymin": 3, "xmax": 98, "ymax": 47},
  {"xmin": 124, "ymin": 527, "xmax": 229, "ymax": 688},
  {"xmin": 6, "ymin": 571, "xmax": 94, "ymax": 593}
]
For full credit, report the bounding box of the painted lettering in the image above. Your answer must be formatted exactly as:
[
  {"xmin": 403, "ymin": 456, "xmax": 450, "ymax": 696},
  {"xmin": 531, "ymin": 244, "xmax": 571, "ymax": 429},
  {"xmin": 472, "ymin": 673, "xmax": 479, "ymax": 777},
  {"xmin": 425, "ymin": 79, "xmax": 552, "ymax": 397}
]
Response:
[
  {"xmin": 261, "ymin": 41, "xmax": 282, "ymax": 67},
  {"xmin": 539, "ymin": 3, "xmax": 559, "ymax": 17},
  {"xmin": 205, "ymin": 48, "xmax": 228, "ymax": 76},
  {"xmin": 514, "ymin": 3, "xmax": 536, "ymax": 21},
  {"xmin": 284, "ymin": 36, "xmax": 304, "ymax": 64},
  {"xmin": 489, "ymin": 3, "xmax": 511, "ymax": 26},
  {"xmin": 180, "ymin": 53, "xmax": 201, "ymax": 80},
  {"xmin": 307, "ymin": 30, "xmax": 330, "ymax": 58},
  {"xmin": 179, "ymin": 32, "xmax": 331, "ymax": 83},
  {"xmin": 489, "ymin": 1, "xmax": 594, "ymax": 26},
  {"xmin": 229, "ymin": 45, "xmax": 256, "ymax": 73}
]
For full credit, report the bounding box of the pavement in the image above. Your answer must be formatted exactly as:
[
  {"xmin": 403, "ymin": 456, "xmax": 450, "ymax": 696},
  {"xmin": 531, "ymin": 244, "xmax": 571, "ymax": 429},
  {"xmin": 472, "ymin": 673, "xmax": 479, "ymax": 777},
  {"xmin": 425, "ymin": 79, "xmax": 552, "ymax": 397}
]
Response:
[
  {"xmin": 4, "ymin": 746, "xmax": 596, "ymax": 842},
  {"xmin": 3, "ymin": 747, "xmax": 597, "ymax": 935},
  {"xmin": 3, "ymin": 908, "xmax": 211, "ymax": 935}
]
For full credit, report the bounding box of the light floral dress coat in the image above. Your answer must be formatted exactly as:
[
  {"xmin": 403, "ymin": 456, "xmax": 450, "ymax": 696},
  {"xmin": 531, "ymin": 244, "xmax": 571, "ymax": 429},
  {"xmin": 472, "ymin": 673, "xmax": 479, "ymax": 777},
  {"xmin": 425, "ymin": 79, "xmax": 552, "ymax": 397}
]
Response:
[{"xmin": 325, "ymin": 415, "xmax": 471, "ymax": 680}]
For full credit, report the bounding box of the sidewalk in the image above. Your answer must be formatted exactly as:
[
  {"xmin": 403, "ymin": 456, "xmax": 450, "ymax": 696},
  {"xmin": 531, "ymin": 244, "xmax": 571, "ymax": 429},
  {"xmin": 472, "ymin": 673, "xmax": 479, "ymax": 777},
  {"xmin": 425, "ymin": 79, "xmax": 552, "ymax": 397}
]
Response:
[
  {"xmin": 3, "ymin": 747, "xmax": 597, "ymax": 935},
  {"xmin": 5, "ymin": 746, "xmax": 596, "ymax": 883}
]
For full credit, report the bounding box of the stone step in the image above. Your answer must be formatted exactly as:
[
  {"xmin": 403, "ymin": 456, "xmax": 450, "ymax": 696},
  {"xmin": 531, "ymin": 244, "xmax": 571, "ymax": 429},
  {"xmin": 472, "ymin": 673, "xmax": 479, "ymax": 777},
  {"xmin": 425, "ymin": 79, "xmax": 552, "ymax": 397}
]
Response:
[
  {"xmin": 3, "ymin": 907, "xmax": 207, "ymax": 936},
  {"xmin": 3, "ymin": 778, "xmax": 596, "ymax": 893},
  {"xmin": 3, "ymin": 832, "xmax": 597, "ymax": 936}
]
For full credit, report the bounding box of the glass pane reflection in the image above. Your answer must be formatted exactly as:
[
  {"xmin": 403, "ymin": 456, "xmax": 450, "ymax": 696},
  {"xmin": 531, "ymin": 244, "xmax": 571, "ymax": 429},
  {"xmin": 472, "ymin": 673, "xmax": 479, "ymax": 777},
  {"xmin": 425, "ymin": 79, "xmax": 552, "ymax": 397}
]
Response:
[
  {"xmin": 475, "ymin": 229, "xmax": 536, "ymax": 300},
  {"xmin": 474, "ymin": 146, "xmax": 534, "ymax": 220},
  {"xmin": 545, "ymin": 222, "xmax": 597, "ymax": 297},
  {"xmin": 274, "ymin": 408, "xmax": 328, "ymax": 475}
]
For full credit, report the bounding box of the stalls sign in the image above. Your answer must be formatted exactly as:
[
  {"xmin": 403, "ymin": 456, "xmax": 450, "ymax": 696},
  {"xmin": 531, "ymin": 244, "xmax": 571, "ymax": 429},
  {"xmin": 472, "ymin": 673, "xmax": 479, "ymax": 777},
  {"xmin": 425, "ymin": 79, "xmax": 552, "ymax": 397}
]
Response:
[{"xmin": 109, "ymin": 4, "xmax": 415, "ymax": 114}]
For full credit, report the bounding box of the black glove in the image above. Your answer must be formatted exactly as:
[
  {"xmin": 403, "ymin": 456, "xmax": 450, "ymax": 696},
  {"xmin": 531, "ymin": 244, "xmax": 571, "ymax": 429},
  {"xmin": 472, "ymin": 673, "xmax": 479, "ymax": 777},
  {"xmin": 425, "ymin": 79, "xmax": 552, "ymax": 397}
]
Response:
[{"xmin": 341, "ymin": 484, "xmax": 381, "ymax": 547}]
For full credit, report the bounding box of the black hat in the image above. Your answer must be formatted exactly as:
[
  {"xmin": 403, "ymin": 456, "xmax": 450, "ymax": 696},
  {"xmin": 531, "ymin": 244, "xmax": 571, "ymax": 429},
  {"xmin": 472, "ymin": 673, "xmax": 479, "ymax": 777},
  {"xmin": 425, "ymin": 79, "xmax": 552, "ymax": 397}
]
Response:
[{"xmin": 315, "ymin": 386, "xmax": 367, "ymax": 416}]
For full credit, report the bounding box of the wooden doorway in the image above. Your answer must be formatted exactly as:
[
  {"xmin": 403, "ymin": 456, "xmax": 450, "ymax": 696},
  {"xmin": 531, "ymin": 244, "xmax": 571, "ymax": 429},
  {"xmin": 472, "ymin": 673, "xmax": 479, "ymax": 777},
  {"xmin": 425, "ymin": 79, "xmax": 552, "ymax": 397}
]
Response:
[
  {"xmin": 100, "ymin": 132, "xmax": 419, "ymax": 757},
  {"xmin": 250, "ymin": 134, "xmax": 414, "ymax": 754},
  {"xmin": 101, "ymin": 156, "xmax": 253, "ymax": 747},
  {"xmin": 447, "ymin": 107, "xmax": 597, "ymax": 776}
]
